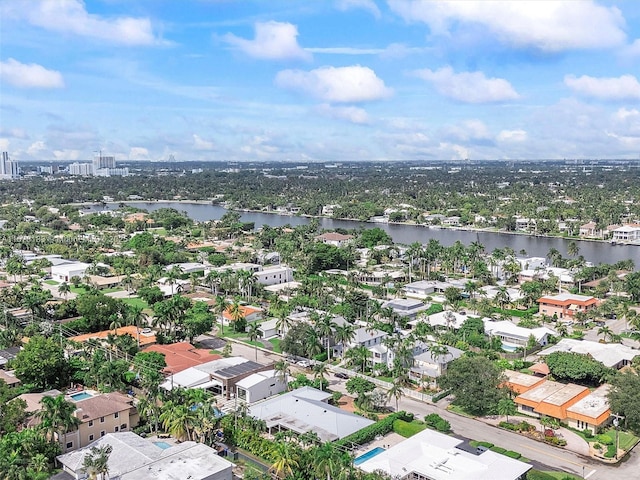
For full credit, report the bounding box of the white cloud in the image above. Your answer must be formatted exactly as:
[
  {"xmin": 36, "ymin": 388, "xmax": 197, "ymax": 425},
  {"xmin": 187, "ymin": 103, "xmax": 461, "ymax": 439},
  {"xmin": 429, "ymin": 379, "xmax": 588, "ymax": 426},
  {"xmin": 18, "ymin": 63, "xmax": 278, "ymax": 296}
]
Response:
[
  {"xmin": 316, "ymin": 104, "xmax": 370, "ymax": 124},
  {"xmin": 623, "ymin": 39, "xmax": 640, "ymax": 57},
  {"xmin": 129, "ymin": 147, "xmax": 150, "ymax": 160},
  {"xmin": 0, "ymin": 128, "xmax": 28, "ymax": 139},
  {"xmin": 276, "ymin": 65, "xmax": 393, "ymax": 103},
  {"xmin": 0, "ymin": 58, "xmax": 64, "ymax": 89},
  {"xmin": 336, "ymin": 0, "xmax": 381, "ymax": 19},
  {"xmin": 27, "ymin": 141, "xmax": 46, "ymax": 156},
  {"xmin": 1, "ymin": 0, "xmax": 160, "ymax": 46},
  {"xmin": 388, "ymin": 0, "xmax": 626, "ymax": 52},
  {"xmin": 0, "ymin": 139, "xmax": 9, "ymax": 151},
  {"xmin": 497, "ymin": 129, "xmax": 527, "ymax": 142},
  {"xmin": 223, "ymin": 21, "xmax": 311, "ymax": 61},
  {"xmin": 412, "ymin": 66, "xmax": 519, "ymax": 103},
  {"xmin": 564, "ymin": 74, "xmax": 640, "ymax": 101},
  {"xmin": 193, "ymin": 134, "xmax": 216, "ymax": 151},
  {"xmin": 441, "ymin": 120, "xmax": 492, "ymax": 142}
]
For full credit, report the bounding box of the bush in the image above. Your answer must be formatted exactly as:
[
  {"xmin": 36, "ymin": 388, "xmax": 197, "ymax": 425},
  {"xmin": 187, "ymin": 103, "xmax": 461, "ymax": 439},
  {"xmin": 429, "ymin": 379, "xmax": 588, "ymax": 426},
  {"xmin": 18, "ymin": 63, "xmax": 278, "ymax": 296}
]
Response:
[
  {"xmin": 597, "ymin": 434, "xmax": 613, "ymax": 445},
  {"xmin": 499, "ymin": 421, "xmax": 517, "ymax": 430},
  {"xmin": 423, "ymin": 414, "xmax": 451, "ymax": 433},
  {"xmin": 504, "ymin": 451, "xmax": 522, "ymax": 459},
  {"xmin": 604, "ymin": 444, "xmax": 617, "ymax": 458},
  {"xmin": 582, "ymin": 428, "xmax": 594, "ymax": 439},
  {"xmin": 491, "ymin": 446, "xmax": 506, "ymax": 454},
  {"xmin": 431, "ymin": 389, "xmax": 452, "ymax": 402},
  {"xmin": 476, "ymin": 441, "xmax": 494, "ymax": 449},
  {"xmin": 593, "ymin": 443, "xmax": 602, "ymax": 450},
  {"xmin": 336, "ymin": 412, "xmax": 411, "ymax": 447}
]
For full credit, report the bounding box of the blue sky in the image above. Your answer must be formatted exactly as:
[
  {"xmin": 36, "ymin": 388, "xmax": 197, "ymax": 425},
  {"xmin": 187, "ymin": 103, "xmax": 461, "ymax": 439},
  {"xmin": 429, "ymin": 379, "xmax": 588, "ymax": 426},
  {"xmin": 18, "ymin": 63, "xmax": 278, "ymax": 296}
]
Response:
[{"xmin": 1, "ymin": 0, "xmax": 640, "ymax": 162}]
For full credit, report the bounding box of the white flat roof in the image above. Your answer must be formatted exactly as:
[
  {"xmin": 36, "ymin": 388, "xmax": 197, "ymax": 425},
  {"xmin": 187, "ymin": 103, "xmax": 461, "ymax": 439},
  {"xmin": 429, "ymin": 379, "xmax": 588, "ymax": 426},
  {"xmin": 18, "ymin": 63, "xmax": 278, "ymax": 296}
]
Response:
[
  {"xmin": 358, "ymin": 428, "xmax": 531, "ymax": 480},
  {"xmin": 539, "ymin": 338, "xmax": 639, "ymax": 368}
]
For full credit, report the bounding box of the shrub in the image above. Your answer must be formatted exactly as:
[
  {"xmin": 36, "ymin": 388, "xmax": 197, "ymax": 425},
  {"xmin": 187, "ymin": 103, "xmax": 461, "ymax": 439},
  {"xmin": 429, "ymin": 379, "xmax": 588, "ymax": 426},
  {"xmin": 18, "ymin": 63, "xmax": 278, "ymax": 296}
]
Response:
[
  {"xmin": 476, "ymin": 441, "xmax": 494, "ymax": 449},
  {"xmin": 431, "ymin": 389, "xmax": 452, "ymax": 403},
  {"xmin": 596, "ymin": 434, "xmax": 613, "ymax": 445},
  {"xmin": 491, "ymin": 446, "xmax": 506, "ymax": 454},
  {"xmin": 424, "ymin": 414, "xmax": 451, "ymax": 433},
  {"xmin": 593, "ymin": 443, "xmax": 602, "ymax": 450},
  {"xmin": 336, "ymin": 412, "xmax": 411, "ymax": 447},
  {"xmin": 604, "ymin": 444, "xmax": 617, "ymax": 458},
  {"xmin": 499, "ymin": 421, "xmax": 517, "ymax": 430},
  {"xmin": 504, "ymin": 451, "xmax": 522, "ymax": 459},
  {"xmin": 434, "ymin": 419, "xmax": 451, "ymax": 433},
  {"xmin": 582, "ymin": 428, "xmax": 594, "ymax": 439}
]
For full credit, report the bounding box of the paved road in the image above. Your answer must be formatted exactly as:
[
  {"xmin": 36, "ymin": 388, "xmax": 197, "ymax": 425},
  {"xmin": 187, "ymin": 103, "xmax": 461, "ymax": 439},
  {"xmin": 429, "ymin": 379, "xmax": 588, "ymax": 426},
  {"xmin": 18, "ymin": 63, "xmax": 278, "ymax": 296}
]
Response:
[{"xmin": 201, "ymin": 336, "xmax": 640, "ymax": 479}]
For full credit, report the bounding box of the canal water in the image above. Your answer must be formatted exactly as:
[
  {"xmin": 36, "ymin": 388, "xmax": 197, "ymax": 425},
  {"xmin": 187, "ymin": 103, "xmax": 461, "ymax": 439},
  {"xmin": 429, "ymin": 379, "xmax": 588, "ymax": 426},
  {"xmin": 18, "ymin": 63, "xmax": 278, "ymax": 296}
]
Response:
[{"xmin": 90, "ymin": 202, "xmax": 640, "ymax": 266}]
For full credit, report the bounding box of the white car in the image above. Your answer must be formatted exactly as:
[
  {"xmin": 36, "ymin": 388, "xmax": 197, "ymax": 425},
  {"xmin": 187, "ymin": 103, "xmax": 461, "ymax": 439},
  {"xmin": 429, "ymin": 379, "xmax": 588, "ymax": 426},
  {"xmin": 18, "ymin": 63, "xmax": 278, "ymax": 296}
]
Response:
[{"xmin": 296, "ymin": 360, "xmax": 311, "ymax": 368}]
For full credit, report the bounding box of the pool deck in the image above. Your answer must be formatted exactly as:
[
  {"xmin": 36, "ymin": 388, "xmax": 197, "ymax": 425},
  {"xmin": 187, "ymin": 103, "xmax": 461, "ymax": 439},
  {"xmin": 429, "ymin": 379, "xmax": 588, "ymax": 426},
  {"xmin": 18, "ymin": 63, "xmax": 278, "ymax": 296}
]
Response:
[{"xmin": 353, "ymin": 432, "xmax": 404, "ymax": 457}]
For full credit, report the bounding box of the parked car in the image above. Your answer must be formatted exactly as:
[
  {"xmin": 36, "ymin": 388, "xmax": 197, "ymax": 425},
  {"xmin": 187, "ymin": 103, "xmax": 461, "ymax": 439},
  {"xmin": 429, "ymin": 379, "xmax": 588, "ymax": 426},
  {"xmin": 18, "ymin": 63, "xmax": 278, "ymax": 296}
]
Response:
[
  {"xmin": 285, "ymin": 356, "xmax": 297, "ymax": 363},
  {"xmin": 296, "ymin": 360, "xmax": 311, "ymax": 368},
  {"xmin": 334, "ymin": 372, "xmax": 349, "ymax": 379}
]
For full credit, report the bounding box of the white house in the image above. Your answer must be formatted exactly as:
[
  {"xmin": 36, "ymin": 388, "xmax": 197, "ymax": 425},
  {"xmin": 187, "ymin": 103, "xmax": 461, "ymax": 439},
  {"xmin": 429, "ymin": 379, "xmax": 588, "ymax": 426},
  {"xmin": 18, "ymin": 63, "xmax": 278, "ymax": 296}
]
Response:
[
  {"xmin": 612, "ymin": 225, "xmax": 640, "ymax": 243},
  {"xmin": 357, "ymin": 428, "xmax": 531, "ymax": 480},
  {"xmin": 51, "ymin": 261, "xmax": 90, "ymax": 283},
  {"xmin": 314, "ymin": 232, "xmax": 354, "ymax": 247},
  {"xmin": 483, "ymin": 320, "xmax": 557, "ymax": 348},
  {"xmin": 56, "ymin": 432, "xmax": 234, "ymax": 480},
  {"xmin": 254, "ymin": 265, "xmax": 294, "ymax": 286},
  {"xmin": 538, "ymin": 338, "xmax": 639, "ymax": 369},
  {"xmin": 382, "ymin": 298, "xmax": 430, "ymax": 320},
  {"xmin": 410, "ymin": 345, "xmax": 464, "ymax": 381},
  {"xmin": 236, "ymin": 369, "xmax": 287, "ymax": 404},
  {"xmin": 333, "ymin": 326, "xmax": 387, "ymax": 358}
]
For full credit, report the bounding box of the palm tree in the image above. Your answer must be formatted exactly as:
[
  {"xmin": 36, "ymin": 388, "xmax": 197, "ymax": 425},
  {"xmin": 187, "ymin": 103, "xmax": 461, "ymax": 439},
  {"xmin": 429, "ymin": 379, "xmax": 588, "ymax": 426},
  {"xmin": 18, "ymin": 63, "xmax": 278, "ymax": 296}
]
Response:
[
  {"xmin": 315, "ymin": 314, "xmax": 337, "ymax": 361},
  {"xmin": 275, "ymin": 310, "xmax": 293, "ymax": 337},
  {"xmin": 82, "ymin": 445, "xmax": 112, "ymax": 480},
  {"xmin": 387, "ymin": 374, "xmax": 408, "ymax": 412},
  {"xmin": 497, "ymin": 397, "xmax": 517, "ymax": 423},
  {"xmin": 246, "ymin": 322, "xmax": 262, "ymax": 361},
  {"xmin": 58, "ymin": 281, "xmax": 71, "ymax": 299},
  {"xmin": 36, "ymin": 395, "xmax": 80, "ymax": 450},
  {"xmin": 333, "ymin": 323, "xmax": 356, "ymax": 357},
  {"xmin": 204, "ymin": 270, "xmax": 220, "ymax": 295},
  {"xmin": 269, "ymin": 441, "xmax": 300, "ymax": 478},
  {"xmin": 159, "ymin": 401, "xmax": 195, "ymax": 441},
  {"xmin": 313, "ymin": 443, "xmax": 345, "ymax": 480},
  {"xmin": 345, "ymin": 345, "xmax": 369, "ymax": 373},
  {"xmin": 598, "ymin": 325, "xmax": 615, "ymax": 343},
  {"xmin": 567, "ymin": 240, "xmax": 580, "ymax": 258},
  {"xmin": 213, "ymin": 295, "xmax": 230, "ymax": 335},
  {"xmin": 228, "ymin": 297, "xmax": 244, "ymax": 332},
  {"xmin": 166, "ymin": 265, "xmax": 183, "ymax": 295},
  {"xmin": 274, "ymin": 360, "xmax": 290, "ymax": 391},
  {"xmin": 312, "ymin": 361, "xmax": 329, "ymax": 391}
]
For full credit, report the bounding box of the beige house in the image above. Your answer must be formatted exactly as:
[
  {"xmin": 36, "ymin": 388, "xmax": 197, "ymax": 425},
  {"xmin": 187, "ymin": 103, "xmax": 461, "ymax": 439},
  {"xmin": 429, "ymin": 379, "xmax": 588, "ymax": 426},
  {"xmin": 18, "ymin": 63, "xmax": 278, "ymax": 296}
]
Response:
[{"xmin": 61, "ymin": 392, "xmax": 139, "ymax": 453}]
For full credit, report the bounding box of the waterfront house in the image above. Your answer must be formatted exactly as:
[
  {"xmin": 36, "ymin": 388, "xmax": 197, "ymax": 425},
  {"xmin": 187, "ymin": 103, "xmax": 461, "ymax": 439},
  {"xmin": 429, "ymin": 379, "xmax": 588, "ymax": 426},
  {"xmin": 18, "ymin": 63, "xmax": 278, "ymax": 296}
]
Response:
[{"xmin": 538, "ymin": 293, "xmax": 597, "ymax": 319}]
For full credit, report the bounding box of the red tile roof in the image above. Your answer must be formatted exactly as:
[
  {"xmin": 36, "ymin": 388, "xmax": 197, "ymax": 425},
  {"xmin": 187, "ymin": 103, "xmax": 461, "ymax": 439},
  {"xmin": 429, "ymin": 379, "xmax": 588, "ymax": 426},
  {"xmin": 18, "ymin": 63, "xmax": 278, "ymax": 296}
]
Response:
[{"xmin": 144, "ymin": 342, "xmax": 222, "ymax": 374}]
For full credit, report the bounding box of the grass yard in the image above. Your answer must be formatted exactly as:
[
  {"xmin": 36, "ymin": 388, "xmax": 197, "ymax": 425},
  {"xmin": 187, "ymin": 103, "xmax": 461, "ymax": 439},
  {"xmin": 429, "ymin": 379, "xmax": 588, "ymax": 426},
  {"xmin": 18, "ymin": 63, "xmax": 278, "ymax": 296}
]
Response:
[
  {"xmin": 543, "ymin": 472, "xmax": 582, "ymax": 479},
  {"xmin": 603, "ymin": 428, "xmax": 639, "ymax": 451},
  {"xmin": 120, "ymin": 297, "xmax": 150, "ymax": 310},
  {"xmin": 393, "ymin": 419, "xmax": 427, "ymax": 438},
  {"xmin": 447, "ymin": 404, "xmax": 475, "ymax": 418},
  {"xmin": 268, "ymin": 338, "xmax": 282, "ymax": 353},
  {"xmin": 44, "ymin": 280, "xmax": 59, "ymax": 285}
]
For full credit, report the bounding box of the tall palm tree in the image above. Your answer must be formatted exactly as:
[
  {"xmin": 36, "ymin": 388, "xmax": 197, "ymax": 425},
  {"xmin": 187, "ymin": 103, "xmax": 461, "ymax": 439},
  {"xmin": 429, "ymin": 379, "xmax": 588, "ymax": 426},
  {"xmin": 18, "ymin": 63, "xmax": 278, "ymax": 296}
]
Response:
[
  {"xmin": 213, "ymin": 295, "xmax": 230, "ymax": 335},
  {"xmin": 82, "ymin": 445, "xmax": 112, "ymax": 480},
  {"xmin": 333, "ymin": 324, "xmax": 356, "ymax": 357},
  {"xmin": 315, "ymin": 314, "xmax": 337, "ymax": 361},
  {"xmin": 246, "ymin": 322, "xmax": 263, "ymax": 361},
  {"xmin": 275, "ymin": 310, "xmax": 293, "ymax": 337},
  {"xmin": 159, "ymin": 402, "xmax": 195, "ymax": 441},
  {"xmin": 312, "ymin": 361, "xmax": 329, "ymax": 391},
  {"xmin": 274, "ymin": 360, "xmax": 290, "ymax": 391},
  {"xmin": 228, "ymin": 297, "xmax": 244, "ymax": 332},
  {"xmin": 387, "ymin": 374, "xmax": 408, "ymax": 411},
  {"xmin": 269, "ymin": 441, "xmax": 300, "ymax": 479},
  {"xmin": 36, "ymin": 395, "xmax": 80, "ymax": 450},
  {"xmin": 58, "ymin": 281, "xmax": 71, "ymax": 299},
  {"xmin": 166, "ymin": 265, "xmax": 183, "ymax": 295},
  {"xmin": 204, "ymin": 270, "xmax": 220, "ymax": 295}
]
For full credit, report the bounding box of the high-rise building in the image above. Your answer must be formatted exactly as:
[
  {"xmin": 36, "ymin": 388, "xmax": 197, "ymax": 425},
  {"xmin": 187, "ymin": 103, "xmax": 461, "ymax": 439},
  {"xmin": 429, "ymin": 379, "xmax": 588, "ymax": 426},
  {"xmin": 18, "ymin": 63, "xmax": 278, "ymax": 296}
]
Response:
[
  {"xmin": 68, "ymin": 162, "xmax": 93, "ymax": 176},
  {"xmin": 0, "ymin": 152, "xmax": 19, "ymax": 179},
  {"xmin": 93, "ymin": 153, "xmax": 116, "ymax": 175}
]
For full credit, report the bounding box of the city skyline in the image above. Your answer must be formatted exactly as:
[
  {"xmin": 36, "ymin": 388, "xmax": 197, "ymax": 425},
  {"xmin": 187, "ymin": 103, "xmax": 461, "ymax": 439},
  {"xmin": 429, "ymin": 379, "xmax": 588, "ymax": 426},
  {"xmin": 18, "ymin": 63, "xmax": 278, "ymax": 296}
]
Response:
[{"xmin": 1, "ymin": 0, "xmax": 639, "ymax": 162}]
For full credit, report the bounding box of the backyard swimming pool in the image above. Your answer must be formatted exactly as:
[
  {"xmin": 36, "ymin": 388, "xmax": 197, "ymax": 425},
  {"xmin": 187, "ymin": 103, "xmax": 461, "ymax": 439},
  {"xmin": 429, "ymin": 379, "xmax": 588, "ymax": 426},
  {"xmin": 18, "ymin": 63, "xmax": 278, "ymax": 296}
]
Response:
[
  {"xmin": 354, "ymin": 447, "xmax": 385, "ymax": 465},
  {"xmin": 70, "ymin": 392, "xmax": 93, "ymax": 401},
  {"xmin": 153, "ymin": 441, "xmax": 172, "ymax": 450}
]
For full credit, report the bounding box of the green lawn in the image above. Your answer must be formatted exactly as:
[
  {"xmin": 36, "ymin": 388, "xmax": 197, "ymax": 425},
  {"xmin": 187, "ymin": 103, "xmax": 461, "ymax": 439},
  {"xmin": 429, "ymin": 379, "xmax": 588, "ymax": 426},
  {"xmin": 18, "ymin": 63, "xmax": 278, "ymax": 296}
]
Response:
[
  {"xmin": 120, "ymin": 297, "xmax": 150, "ymax": 310},
  {"xmin": 447, "ymin": 404, "xmax": 475, "ymax": 418},
  {"xmin": 542, "ymin": 472, "xmax": 582, "ymax": 479},
  {"xmin": 101, "ymin": 287, "xmax": 124, "ymax": 293},
  {"xmin": 268, "ymin": 338, "xmax": 282, "ymax": 353},
  {"xmin": 44, "ymin": 280, "xmax": 59, "ymax": 285},
  {"xmin": 603, "ymin": 428, "xmax": 639, "ymax": 451},
  {"xmin": 393, "ymin": 419, "xmax": 427, "ymax": 438},
  {"xmin": 70, "ymin": 285, "xmax": 90, "ymax": 294}
]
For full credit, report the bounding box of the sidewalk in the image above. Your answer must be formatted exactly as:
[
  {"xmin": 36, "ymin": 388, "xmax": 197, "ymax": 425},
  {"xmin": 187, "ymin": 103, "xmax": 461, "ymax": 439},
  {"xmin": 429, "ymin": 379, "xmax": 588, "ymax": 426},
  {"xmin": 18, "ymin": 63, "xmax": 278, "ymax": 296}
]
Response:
[{"xmin": 479, "ymin": 415, "xmax": 590, "ymax": 456}]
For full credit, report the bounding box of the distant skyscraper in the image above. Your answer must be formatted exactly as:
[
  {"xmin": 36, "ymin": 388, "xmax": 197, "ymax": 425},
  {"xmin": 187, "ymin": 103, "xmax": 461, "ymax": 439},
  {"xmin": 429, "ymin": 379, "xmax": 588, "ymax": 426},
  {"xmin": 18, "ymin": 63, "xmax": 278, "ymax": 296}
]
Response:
[
  {"xmin": 93, "ymin": 153, "xmax": 116, "ymax": 175},
  {"xmin": 0, "ymin": 152, "xmax": 19, "ymax": 179}
]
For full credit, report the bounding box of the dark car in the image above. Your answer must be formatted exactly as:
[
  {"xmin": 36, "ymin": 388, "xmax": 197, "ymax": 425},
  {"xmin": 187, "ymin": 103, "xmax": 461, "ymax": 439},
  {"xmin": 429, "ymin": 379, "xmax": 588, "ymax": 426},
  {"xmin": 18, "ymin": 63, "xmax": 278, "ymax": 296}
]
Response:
[{"xmin": 334, "ymin": 372, "xmax": 349, "ymax": 379}]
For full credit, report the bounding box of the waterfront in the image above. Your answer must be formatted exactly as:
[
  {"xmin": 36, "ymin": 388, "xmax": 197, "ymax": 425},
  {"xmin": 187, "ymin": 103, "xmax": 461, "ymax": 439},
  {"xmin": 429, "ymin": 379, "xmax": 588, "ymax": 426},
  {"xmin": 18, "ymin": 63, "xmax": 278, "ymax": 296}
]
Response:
[{"xmin": 91, "ymin": 201, "xmax": 640, "ymax": 266}]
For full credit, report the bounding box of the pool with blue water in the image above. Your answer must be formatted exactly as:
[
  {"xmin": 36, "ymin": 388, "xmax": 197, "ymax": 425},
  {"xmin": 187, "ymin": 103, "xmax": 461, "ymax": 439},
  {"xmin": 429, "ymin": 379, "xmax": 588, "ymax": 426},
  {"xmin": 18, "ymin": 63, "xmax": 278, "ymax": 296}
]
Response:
[
  {"xmin": 354, "ymin": 447, "xmax": 385, "ymax": 465},
  {"xmin": 70, "ymin": 392, "xmax": 93, "ymax": 401},
  {"xmin": 153, "ymin": 441, "xmax": 172, "ymax": 450}
]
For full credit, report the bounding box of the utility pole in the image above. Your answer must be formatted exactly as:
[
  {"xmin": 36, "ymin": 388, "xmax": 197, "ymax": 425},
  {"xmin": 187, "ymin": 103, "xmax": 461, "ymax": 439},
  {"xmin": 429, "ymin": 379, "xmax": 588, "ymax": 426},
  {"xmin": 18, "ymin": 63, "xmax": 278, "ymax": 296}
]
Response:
[{"xmin": 612, "ymin": 413, "xmax": 625, "ymax": 460}]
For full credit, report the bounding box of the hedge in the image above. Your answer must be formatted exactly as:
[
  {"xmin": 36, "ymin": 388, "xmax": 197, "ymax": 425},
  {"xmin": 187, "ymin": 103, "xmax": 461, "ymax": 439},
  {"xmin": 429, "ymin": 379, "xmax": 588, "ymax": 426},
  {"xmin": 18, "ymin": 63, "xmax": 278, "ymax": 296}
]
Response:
[
  {"xmin": 504, "ymin": 451, "xmax": 522, "ymax": 459},
  {"xmin": 526, "ymin": 471, "xmax": 556, "ymax": 480},
  {"xmin": 424, "ymin": 413, "xmax": 451, "ymax": 433},
  {"xmin": 336, "ymin": 411, "xmax": 412, "ymax": 448},
  {"xmin": 491, "ymin": 446, "xmax": 506, "ymax": 454},
  {"xmin": 431, "ymin": 389, "xmax": 452, "ymax": 403},
  {"xmin": 476, "ymin": 441, "xmax": 494, "ymax": 449}
]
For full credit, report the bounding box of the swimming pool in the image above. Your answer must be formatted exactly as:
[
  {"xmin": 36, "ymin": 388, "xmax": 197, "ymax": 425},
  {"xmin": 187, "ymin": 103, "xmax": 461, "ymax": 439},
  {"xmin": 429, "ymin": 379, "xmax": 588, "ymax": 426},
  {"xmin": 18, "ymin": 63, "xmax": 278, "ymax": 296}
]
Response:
[
  {"xmin": 354, "ymin": 447, "xmax": 385, "ymax": 465},
  {"xmin": 70, "ymin": 392, "xmax": 93, "ymax": 401},
  {"xmin": 153, "ymin": 441, "xmax": 172, "ymax": 450},
  {"xmin": 501, "ymin": 343, "xmax": 519, "ymax": 352}
]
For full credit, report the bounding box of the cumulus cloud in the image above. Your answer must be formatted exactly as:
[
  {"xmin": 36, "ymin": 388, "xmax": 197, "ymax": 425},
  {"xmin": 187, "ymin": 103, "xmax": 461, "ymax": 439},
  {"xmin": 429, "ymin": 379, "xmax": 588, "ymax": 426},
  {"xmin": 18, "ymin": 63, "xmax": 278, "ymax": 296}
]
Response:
[
  {"xmin": 1, "ymin": 0, "xmax": 160, "ymax": 46},
  {"xmin": 440, "ymin": 119, "xmax": 492, "ymax": 143},
  {"xmin": 0, "ymin": 58, "xmax": 64, "ymax": 89},
  {"xmin": 27, "ymin": 141, "xmax": 46, "ymax": 156},
  {"xmin": 388, "ymin": 0, "xmax": 626, "ymax": 52},
  {"xmin": 316, "ymin": 104, "xmax": 370, "ymax": 124},
  {"xmin": 412, "ymin": 66, "xmax": 519, "ymax": 103},
  {"xmin": 336, "ymin": 0, "xmax": 381, "ymax": 19},
  {"xmin": 564, "ymin": 74, "xmax": 640, "ymax": 101},
  {"xmin": 0, "ymin": 128, "xmax": 28, "ymax": 139},
  {"xmin": 129, "ymin": 147, "xmax": 150, "ymax": 160},
  {"xmin": 193, "ymin": 134, "xmax": 216, "ymax": 151},
  {"xmin": 275, "ymin": 65, "xmax": 393, "ymax": 103},
  {"xmin": 0, "ymin": 139, "xmax": 10, "ymax": 151},
  {"xmin": 223, "ymin": 21, "xmax": 311, "ymax": 61},
  {"xmin": 497, "ymin": 129, "xmax": 527, "ymax": 142}
]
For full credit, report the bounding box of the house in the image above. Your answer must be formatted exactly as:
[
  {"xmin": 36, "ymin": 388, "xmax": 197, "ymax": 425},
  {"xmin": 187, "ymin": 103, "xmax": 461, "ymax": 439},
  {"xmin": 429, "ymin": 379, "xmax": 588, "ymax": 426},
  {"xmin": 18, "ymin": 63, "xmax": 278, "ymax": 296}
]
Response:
[
  {"xmin": 538, "ymin": 293, "xmax": 598, "ymax": 319},
  {"xmin": 70, "ymin": 326, "xmax": 157, "ymax": 348},
  {"xmin": 579, "ymin": 221, "xmax": 601, "ymax": 238},
  {"xmin": 161, "ymin": 357, "xmax": 271, "ymax": 399},
  {"xmin": 483, "ymin": 320, "xmax": 557, "ymax": 348},
  {"xmin": 565, "ymin": 384, "xmax": 612, "ymax": 434},
  {"xmin": 236, "ymin": 369, "xmax": 287, "ymax": 404},
  {"xmin": 18, "ymin": 390, "xmax": 62, "ymax": 416},
  {"xmin": 143, "ymin": 342, "xmax": 222, "ymax": 375},
  {"xmin": 612, "ymin": 224, "xmax": 640, "ymax": 243},
  {"xmin": 503, "ymin": 370, "xmax": 547, "ymax": 395},
  {"xmin": 248, "ymin": 386, "xmax": 374, "ymax": 442},
  {"xmin": 538, "ymin": 338, "xmax": 639, "ymax": 369},
  {"xmin": 51, "ymin": 261, "xmax": 90, "ymax": 282},
  {"xmin": 382, "ymin": 298, "xmax": 430, "ymax": 321},
  {"xmin": 258, "ymin": 318, "xmax": 279, "ymax": 339},
  {"xmin": 0, "ymin": 369, "xmax": 21, "ymax": 388},
  {"xmin": 56, "ymin": 432, "xmax": 234, "ymax": 480},
  {"xmin": 314, "ymin": 232, "xmax": 354, "ymax": 247},
  {"xmin": 254, "ymin": 265, "xmax": 294, "ymax": 286},
  {"xmin": 333, "ymin": 326, "xmax": 387, "ymax": 359},
  {"xmin": 402, "ymin": 280, "xmax": 437, "ymax": 298},
  {"xmin": 423, "ymin": 310, "xmax": 470, "ymax": 331},
  {"xmin": 514, "ymin": 380, "xmax": 590, "ymax": 421},
  {"xmin": 0, "ymin": 346, "xmax": 20, "ymax": 368},
  {"xmin": 357, "ymin": 428, "xmax": 531, "ymax": 480},
  {"xmin": 222, "ymin": 304, "xmax": 263, "ymax": 325},
  {"xmin": 165, "ymin": 262, "xmax": 207, "ymax": 275},
  {"xmin": 410, "ymin": 345, "xmax": 464, "ymax": 382}
]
